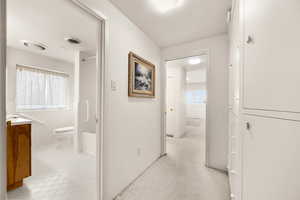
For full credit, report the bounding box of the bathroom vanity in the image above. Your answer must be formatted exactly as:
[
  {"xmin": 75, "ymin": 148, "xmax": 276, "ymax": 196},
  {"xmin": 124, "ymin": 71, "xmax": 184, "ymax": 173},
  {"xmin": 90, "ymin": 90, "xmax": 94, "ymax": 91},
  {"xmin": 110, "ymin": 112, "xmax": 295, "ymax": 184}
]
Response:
[{"xmin": 6, "ymin": 118, "xmax": 32, "ymax": 191}]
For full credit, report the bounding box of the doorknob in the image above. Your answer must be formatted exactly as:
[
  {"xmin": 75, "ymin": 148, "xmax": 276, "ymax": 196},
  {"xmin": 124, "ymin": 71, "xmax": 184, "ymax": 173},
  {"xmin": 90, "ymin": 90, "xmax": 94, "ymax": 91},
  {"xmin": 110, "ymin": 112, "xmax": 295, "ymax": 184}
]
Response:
[
  {"xmin": 170, "ymin": 108, "xmax": 174, "ymax": 112},
  {"xmin": 246, "ymin": 35, "xmax": 254, "ymax": 44},
  {"xmin": 246, "ymin": 122, "xmax": 251, "ymax": 130}
]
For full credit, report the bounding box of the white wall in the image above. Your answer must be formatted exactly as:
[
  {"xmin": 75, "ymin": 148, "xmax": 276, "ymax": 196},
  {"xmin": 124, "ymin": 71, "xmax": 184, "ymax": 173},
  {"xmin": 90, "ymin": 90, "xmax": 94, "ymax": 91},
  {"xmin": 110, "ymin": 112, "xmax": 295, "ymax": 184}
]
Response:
[
  {"xmin": 74, "ymin": 51, "xmax": 96, "ymax": 153},
  {"xmin": 186, "ymin": 68, "xmax": 207, "ymax": 121},
  {"xmin": 79, "ymin": 55, "xmax": 97, "ymax": 134},
  {"xmin": 79, "ymin": 1, "xmax": 162, "ymax": 199},
  {"xmin": 162, "ymin": 34, "xmax": 229, "ymax": 171},
  {"xmin": 185, "ymin": 82, "xmax": 207, "ymax": 119},
  {"xmin": 6, "ymin": 47, "xmax": 75, "ymax": 148},
  {"xmin": 166, "ymin": 62, "xmax": 186, "ymax": 138},
  {"xmin": 186, "ymin": 68, "xmax": 206, "ymax": 83}
]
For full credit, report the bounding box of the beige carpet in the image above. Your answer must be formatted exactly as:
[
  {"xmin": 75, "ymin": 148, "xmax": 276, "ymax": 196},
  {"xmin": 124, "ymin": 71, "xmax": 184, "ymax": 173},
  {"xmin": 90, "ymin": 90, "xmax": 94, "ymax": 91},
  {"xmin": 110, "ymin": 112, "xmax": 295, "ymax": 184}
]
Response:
[{"xmin": 118, "ymin": 127, "xmax": 230, "ymax": 200}]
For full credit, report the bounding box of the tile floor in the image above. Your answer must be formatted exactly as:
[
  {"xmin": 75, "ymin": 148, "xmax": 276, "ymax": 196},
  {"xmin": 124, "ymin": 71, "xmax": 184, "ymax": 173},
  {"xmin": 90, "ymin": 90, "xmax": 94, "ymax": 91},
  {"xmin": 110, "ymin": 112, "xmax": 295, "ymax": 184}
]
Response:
[
  {"xmin": 7, "ymin": 145, "xmax": 96, "ymax": 200},
  {"xmin": 118, "ymin": 126, "xmax": 230, "ymax": 200}
]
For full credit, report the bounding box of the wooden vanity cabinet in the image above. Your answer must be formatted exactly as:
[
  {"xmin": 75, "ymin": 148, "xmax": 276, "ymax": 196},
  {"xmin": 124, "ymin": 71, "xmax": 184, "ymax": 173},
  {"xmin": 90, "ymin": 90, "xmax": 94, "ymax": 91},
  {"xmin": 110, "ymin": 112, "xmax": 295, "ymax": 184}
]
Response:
[{"xmin": 7, "ymin": 121, "xmax": 32, "ymax": 191}]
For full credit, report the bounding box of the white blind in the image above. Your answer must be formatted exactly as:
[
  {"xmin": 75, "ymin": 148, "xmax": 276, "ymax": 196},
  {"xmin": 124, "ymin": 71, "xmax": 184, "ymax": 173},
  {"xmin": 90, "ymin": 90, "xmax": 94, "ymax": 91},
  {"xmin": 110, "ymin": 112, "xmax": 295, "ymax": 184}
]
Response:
[{"xmin": 16, "ymin": 65, "xmax": 69, "ymax": 110}]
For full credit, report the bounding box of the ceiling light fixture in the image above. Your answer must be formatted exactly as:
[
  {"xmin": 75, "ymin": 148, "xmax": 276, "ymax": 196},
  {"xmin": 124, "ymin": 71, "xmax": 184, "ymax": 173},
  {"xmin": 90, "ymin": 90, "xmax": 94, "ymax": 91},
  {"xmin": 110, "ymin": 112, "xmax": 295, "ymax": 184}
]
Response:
[
  {"xmin": 149, "ymin": 0, "xmax": 184, "ymax": 13},
  {"xmin": 20, "ymin": 40, "xmax": 47, "ymax": 51},
  {"xmin": 188, "ymin": 57, "xmax": 201, "ymax": 65}
]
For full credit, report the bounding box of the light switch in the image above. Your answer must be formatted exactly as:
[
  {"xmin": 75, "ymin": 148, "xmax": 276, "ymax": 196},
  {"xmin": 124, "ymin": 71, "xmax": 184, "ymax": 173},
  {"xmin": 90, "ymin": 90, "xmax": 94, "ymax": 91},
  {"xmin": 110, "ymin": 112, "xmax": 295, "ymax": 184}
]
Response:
[{"xmin": 111, "ymin": 80, "xmax": 117, "ymax": 91}]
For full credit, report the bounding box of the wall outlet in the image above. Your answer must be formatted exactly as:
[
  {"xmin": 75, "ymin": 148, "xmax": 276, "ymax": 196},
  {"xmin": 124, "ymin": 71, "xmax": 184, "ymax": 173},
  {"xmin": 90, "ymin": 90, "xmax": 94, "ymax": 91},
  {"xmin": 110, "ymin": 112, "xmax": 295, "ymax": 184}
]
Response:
[{"xmin": 113, "ymin": 195, "xmax": 121, "ymax": 200}]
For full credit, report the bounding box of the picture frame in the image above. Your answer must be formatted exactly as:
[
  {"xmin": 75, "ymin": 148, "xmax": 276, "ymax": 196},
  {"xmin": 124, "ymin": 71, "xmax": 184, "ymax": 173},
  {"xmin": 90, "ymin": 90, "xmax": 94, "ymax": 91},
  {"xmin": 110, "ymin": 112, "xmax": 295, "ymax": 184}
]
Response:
[{"xmin": 128, "ymin": 52, "xmax": 155, "ymax": 98}]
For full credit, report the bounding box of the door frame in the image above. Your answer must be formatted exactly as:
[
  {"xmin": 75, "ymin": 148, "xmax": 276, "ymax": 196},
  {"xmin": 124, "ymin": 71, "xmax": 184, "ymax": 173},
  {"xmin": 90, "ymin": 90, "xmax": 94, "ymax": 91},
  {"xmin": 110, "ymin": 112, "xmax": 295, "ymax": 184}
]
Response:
[
  {"xmin": 0, "ymin": 0, "xmax": 108, "ymax": 199},
  {"xmin": 0, "ymin": 0, "xmax": 6, "ymax": 199},
  {"xmin": 161, "ymin": 50, "xmax": 210, "ymax": 166}
]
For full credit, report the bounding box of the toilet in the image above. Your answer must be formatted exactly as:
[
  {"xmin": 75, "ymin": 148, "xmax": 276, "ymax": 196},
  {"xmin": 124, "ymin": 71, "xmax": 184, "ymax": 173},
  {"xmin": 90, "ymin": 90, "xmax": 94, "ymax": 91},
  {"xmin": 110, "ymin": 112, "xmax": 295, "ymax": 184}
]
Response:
[{"xmin": 53, "ymin": 126, "xmax": 75, "ymax": 148}]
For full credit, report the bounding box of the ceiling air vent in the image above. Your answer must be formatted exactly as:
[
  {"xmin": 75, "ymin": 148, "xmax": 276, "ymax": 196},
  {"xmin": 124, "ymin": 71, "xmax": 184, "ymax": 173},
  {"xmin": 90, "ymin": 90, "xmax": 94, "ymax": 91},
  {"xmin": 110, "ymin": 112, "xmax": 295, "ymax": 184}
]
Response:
[
  {"xmin": 21, "ymin": 40, "xmax": 47, "ymax": 51},
  {"xmin": 64, "ymin": 37, "xmax": 81, "ymax": 45}
]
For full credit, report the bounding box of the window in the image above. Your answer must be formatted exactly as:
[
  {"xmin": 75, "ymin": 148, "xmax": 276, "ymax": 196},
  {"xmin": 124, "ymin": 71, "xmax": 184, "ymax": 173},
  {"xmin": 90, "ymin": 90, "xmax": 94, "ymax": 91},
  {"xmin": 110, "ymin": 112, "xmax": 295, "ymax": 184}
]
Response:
[
  {"xmin": 186, "ymin": 90, "xmax": 206, "ymax": 104},
  {"xmin": 16, "ymin": 65, "xmax": 69, "ymax": 110}
]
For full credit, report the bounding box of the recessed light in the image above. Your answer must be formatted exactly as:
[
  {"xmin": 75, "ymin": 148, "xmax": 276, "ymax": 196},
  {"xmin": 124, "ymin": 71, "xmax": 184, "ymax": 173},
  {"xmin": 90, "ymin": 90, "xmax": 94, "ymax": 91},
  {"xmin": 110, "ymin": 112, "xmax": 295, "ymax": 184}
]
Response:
[
  {"xmin": 149, "ymin": 0, "xmax": 184, "ymax": 13},
  {"xmin": 188, "ymin": 57, "xmax": 201, "ymax": 65},
  {"xmin": 20, "ymin": 40, "xmax": 47, "ymax": 51},
  {"xmin": 64, "ymin": 37, "xmax": 81, "ymax": 45}
]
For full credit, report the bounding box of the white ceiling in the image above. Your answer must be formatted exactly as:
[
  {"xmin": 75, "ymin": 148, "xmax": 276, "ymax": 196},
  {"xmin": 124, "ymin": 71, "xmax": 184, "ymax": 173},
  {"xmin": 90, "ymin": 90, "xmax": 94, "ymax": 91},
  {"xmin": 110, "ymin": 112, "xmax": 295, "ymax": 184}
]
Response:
[
  {"xmin": 7, "ymin": 0, "xmax": 98, "ymax": 63},
  {"xmin": 169, "ymin": 55, "xmax": 208, "ymax": 71},
  {"xmin": 110, "ymin": 0, "xmax": 231, "ymax": 47}
]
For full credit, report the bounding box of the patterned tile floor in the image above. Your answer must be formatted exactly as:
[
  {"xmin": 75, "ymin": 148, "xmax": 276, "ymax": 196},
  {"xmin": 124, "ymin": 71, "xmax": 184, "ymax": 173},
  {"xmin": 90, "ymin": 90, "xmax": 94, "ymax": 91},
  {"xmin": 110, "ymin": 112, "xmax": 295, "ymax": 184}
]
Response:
[
  {"xmin": 7, "ymin": 145, "xmax": 96, "ymax": 200},
  {"xmin": 118, "ymin": 126, "xmax": 230, "ymax": 200}
]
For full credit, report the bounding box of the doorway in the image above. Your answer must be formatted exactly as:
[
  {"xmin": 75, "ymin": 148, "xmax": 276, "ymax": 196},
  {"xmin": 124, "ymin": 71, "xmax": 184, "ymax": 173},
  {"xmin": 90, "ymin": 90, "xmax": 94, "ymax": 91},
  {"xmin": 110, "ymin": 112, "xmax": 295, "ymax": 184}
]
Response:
[
  {"xmin": 1, "ymin": 0, "xmax": 107, "ymax": 200},
  {"xmin": 164, "ymin": 55, "xmax": 208, "ymax": 162}
]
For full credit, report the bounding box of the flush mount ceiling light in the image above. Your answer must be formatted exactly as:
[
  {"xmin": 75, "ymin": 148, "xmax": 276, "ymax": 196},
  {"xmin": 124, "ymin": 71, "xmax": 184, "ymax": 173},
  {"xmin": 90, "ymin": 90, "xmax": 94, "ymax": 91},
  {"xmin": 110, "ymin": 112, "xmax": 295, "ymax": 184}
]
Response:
[
  {"xmin": 188, "ymin": 57, "xmax": 202, "ymax": 65},
  {"xmin": 21, "ymin": 40, "xmax": 47, "ymax": 51},
  {"xmin": 149, "ymin": 0, "xmax": 184, "ymax": 13},
  {"xmin": 64, "ymin": 37, "xmax": 81, "ymax": 45}
]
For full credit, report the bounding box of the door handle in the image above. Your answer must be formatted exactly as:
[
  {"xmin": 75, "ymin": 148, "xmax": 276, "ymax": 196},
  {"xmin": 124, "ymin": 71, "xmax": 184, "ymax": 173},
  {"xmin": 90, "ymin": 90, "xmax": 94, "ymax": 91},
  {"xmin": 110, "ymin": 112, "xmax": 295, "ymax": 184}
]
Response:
[
  {"xmin": 246, "ymin": 122, "xmax": 251, "ymax": 130},
  {"xmin": 246, "ymin": 35, "xmax": 254, "ymax": 44}
]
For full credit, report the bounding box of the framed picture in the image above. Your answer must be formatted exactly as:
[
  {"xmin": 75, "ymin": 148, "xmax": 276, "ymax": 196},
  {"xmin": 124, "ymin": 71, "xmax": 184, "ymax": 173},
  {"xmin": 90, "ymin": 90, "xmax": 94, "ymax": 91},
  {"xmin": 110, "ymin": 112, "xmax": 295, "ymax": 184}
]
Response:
[{"xmin": 128, "ymin": 52, "xmax": 155, "ymax": 98}]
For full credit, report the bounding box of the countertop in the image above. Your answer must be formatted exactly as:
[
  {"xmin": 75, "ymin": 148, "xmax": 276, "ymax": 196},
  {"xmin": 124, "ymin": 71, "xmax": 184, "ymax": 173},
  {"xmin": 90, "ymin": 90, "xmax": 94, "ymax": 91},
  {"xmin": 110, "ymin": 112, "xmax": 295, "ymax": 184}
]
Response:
[{"xmin": 6, "ymin": 117, "xmax": 32, "ymax": 126}]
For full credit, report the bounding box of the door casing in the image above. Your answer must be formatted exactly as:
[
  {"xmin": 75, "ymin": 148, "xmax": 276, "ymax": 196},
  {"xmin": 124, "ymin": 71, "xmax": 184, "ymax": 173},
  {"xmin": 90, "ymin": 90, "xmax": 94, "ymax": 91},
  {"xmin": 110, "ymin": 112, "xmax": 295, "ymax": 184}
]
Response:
[{"xmin": 161, "ymin": 51, "xmax": 210, "ymax": 166}]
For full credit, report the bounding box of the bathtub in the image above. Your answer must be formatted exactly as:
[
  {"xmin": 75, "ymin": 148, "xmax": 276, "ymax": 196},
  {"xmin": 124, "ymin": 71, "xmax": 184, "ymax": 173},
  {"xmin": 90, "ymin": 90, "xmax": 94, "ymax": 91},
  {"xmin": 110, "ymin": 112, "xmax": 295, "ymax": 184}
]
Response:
[{"xmin": 81, "ymin": 132, "xmax": 96, "ymax": 156}]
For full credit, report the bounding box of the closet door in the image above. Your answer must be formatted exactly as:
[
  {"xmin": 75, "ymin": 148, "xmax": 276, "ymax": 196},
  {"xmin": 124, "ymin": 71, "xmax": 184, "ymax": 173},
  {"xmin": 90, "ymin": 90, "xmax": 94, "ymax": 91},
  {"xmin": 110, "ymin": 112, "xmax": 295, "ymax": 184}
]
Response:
[
  {"xmin": 243, "ymin": 115, "xmax": 300, "ymax": 200},
  {"xmin": 243, "ymin": 0, "xmax": 300, "ymax": 112}
]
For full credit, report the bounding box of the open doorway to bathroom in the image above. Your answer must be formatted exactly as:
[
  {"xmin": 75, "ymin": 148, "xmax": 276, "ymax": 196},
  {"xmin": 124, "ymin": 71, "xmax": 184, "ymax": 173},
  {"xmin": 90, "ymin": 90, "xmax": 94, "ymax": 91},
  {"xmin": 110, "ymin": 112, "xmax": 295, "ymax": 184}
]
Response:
[
  {"xmin": 5, "ymin": 0, "xmax": 104, "ymax": 200},
  {"xmin": 164, "ymin": 55, "xmax": 208, "ymax": 164}
]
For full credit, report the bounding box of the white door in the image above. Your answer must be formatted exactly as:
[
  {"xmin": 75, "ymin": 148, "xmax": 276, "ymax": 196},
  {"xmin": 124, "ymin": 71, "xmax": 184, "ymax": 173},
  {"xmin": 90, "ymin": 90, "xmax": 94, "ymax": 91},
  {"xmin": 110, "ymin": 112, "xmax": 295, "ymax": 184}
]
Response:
[
  {"xmin": 166, "ymin": 75, "xmax": 177, "ymax": 136},
  {"xmin": 243, "ymin": 115, "xmax": 300, "ymax": 200},
  {"xmin": 243, "ymin": 0, "xmax": 300, "ymax": 112}
]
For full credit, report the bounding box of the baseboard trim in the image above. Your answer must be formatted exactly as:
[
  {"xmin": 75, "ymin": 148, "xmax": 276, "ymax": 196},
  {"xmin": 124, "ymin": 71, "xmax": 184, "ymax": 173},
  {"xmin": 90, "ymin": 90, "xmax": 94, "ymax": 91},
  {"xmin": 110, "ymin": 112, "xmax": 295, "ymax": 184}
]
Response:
[
  {"xmin": 205, "ymin": 164, "xmax": 228, "ymax": 175},
  {"xmin": 160, "ymin": 153, "xmax": 167, "ymax": 157},
  {"xmin": 113, "ymin": 154, "xmax": 165, "ymax": 200}
]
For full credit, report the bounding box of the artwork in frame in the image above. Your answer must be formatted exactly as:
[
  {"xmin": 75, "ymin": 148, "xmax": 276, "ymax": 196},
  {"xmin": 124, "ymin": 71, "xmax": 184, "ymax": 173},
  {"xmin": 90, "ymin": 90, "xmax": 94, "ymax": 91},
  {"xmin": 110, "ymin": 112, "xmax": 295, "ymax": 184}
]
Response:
[{"xmin": 128, "ymin": 52, "xmax": 155, "ymax": 98}]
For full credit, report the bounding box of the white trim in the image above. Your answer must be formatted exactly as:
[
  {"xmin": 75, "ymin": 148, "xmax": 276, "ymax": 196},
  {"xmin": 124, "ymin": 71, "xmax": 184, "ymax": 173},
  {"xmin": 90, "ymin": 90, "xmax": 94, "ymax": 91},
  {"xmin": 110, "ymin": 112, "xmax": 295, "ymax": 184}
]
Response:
[
  {"xmin": 16, "ymin": 64, "xmax": 70, "ymax": 77},
  {"xmin": 70, "ymin": 0, "xmax": 107, "ymax": 21},
  {"xmin": 0, "ymin": 0, "xmax": 6, "ymax": 199},
  {"xmin": 161, "ymin": 50, "xmax": 210, "ymax": 166},
  {"xmin": 160, "ymin": 58, "xmax": 167, "ymax": 155},
  {"xmin": 74, "ymin": 51, "xmax": 81, "ymax": 154},
  {"xmin": 205, "ymin": 50, "xmax": 211, "ymax": 167}
]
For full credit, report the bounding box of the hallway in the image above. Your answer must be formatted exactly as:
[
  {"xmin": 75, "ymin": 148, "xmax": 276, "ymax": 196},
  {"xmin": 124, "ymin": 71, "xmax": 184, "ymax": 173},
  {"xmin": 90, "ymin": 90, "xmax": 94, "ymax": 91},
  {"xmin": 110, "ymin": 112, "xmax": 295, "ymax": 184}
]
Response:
[{"xmin": 118, "ymin": 127, "xmax": 230, "ymax": 200}]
